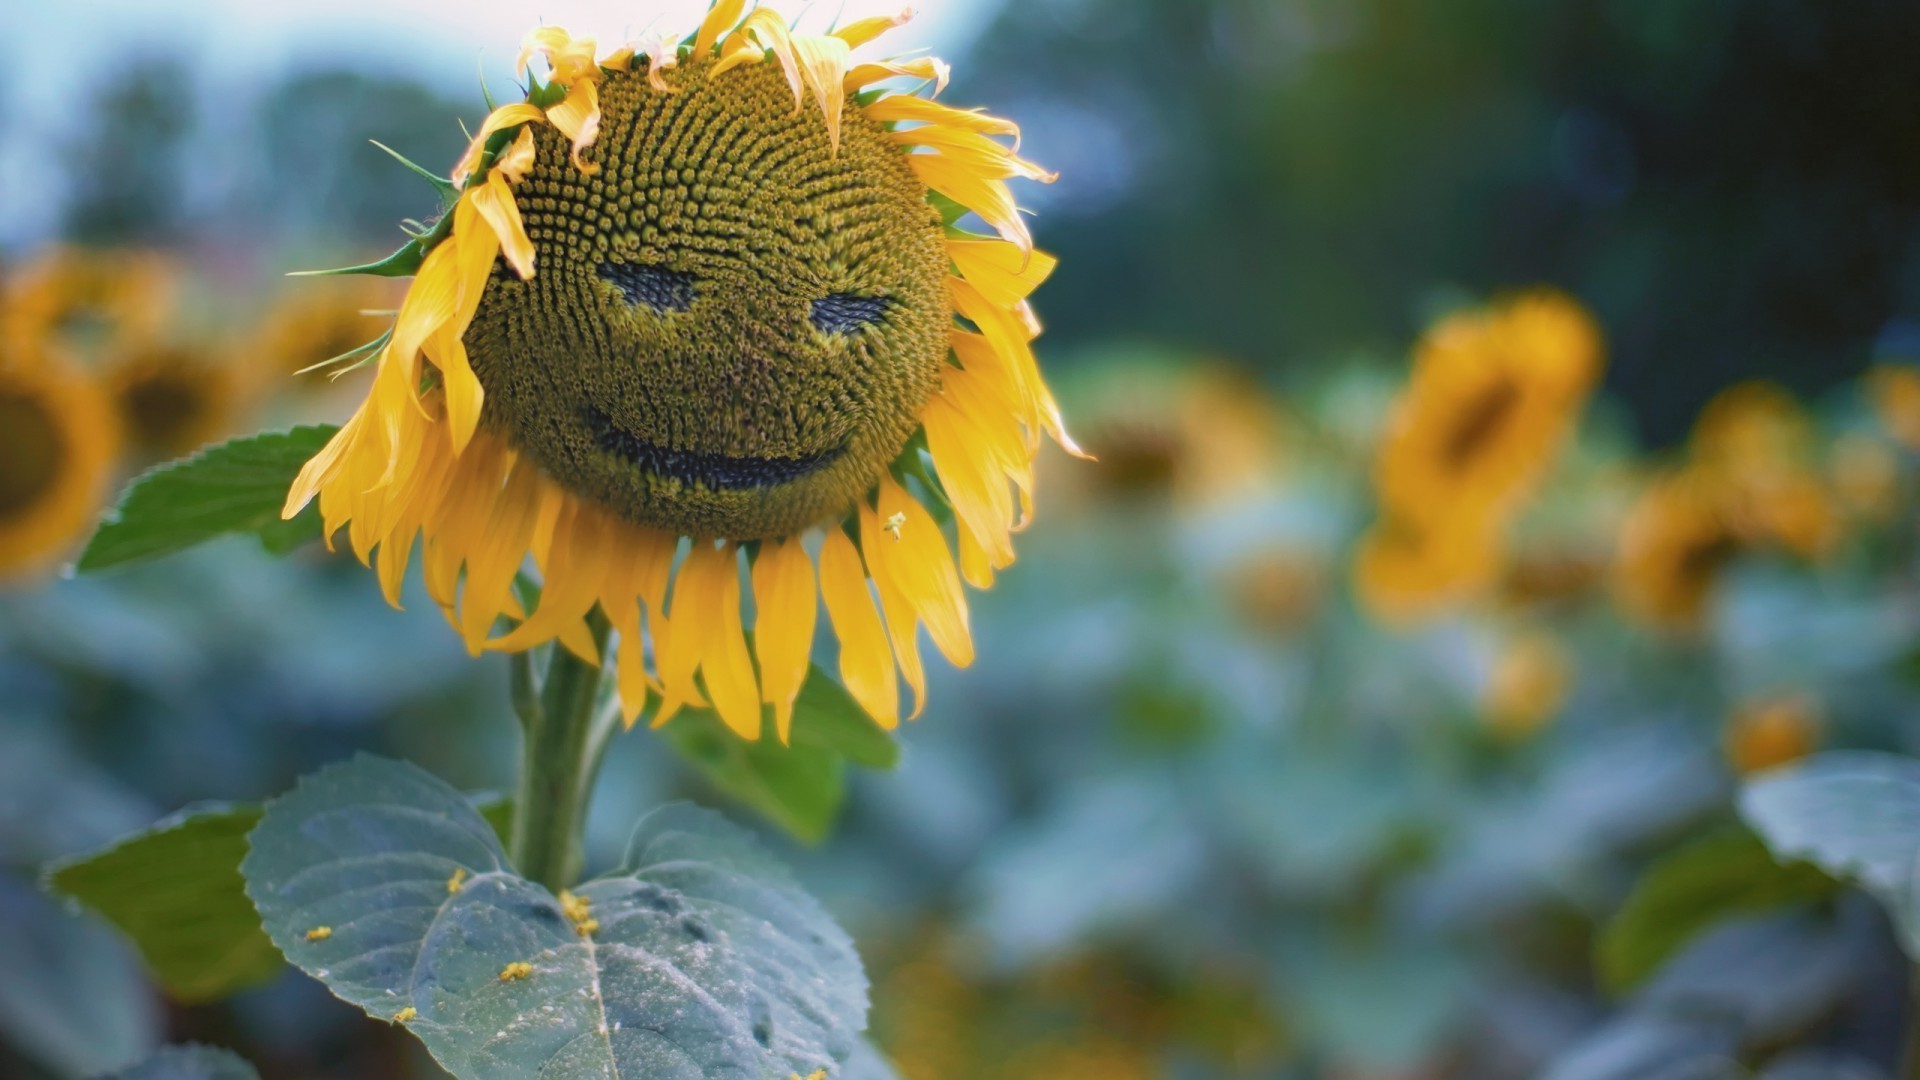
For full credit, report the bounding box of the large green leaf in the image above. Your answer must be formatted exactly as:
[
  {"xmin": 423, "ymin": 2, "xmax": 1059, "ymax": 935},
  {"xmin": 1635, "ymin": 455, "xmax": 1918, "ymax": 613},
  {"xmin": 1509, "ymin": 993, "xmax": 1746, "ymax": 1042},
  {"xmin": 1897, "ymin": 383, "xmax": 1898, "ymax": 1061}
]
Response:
[
  {"xmin": 1597, "ymin": 826, "xmax": 1837, "ymax": 994},
  {"xmin": 1740, "ymin": 751, "xmax": 1920, "ymax": 956},
  {"xmin": 656, "ymin": 665, "xmax": 898, "ymax": 842},
  {"xmin": 659, "ymin": 713, "xmax": 847, "ymax": 844},
  {"xmin": 46, "ymin": 804, "xmax": 281, "ymax": 1003},
  {"xmin": 242, "ymin": 755, "xmax": 869, "ymax": 1079},
  {"xmin": 106, "ymin": 1044, "xmax": 263, "ymax": 1080},
  {"xmin": 78, "ymin": 426, "xmax": 338, "ymax": 573}
]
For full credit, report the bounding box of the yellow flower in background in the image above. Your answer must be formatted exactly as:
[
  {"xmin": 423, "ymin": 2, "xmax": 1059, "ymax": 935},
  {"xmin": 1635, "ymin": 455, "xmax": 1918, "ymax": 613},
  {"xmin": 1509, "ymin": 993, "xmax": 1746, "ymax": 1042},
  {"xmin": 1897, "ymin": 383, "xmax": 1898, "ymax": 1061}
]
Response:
[
  {"xmin": 244, "ymin": 277, "xmax": 401, "ymax": 391},
  {"xmin": 1725, "ymin": 693, "xmax": 1820, "ymax": 775},
  {"xmin": 1373, "ymin": 290, "xmax": 1602, "ymax": 529},
  {"xmin": 2, "ymin": 247, "xmax": 176, "ymax": 358},
  {"xmin": 1356, "ymin": 290, "xmax": 1603, "ymax": 624},
  {"xmin": 1830, "ymin": 432, "xmax": 1900, "ymax": 521},
  {"xmin": 1614, "ymin": 471, "xmax": 1737, "ymax": 633},
  {"xmin": 1352, "ymin": 512, "xmax": 1501, "ymax": 626},
  {"xmin": 0, "ymin": 339, "xmax": 121, "ymax": 581},
  {"xmin": 107, "ymin": 342, "xmax": 245, "ymax": 461},
  {"xmin": 1689, "ymin": 381, "xmax": 1837, "ymax": 559},
  {"xmin": 1869, "ymin": 364, "xmax": 1920, "ymax": 450},
  {"xmin": 1482, "ymin": 630, "xmax": 1573, "ymax": 741},
  {"xmin": 285, "ymin": 4, "xmax": 1077, "ymax": 741}
]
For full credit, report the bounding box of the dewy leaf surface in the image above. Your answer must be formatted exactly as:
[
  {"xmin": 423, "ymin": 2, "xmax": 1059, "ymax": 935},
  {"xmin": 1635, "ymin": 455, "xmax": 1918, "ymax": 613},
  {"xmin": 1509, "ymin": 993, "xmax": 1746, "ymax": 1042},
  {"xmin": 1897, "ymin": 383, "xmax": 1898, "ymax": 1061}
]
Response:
[{"xmin": 242, "ymin": 755, "xmax": 867, "ymax": 1079}]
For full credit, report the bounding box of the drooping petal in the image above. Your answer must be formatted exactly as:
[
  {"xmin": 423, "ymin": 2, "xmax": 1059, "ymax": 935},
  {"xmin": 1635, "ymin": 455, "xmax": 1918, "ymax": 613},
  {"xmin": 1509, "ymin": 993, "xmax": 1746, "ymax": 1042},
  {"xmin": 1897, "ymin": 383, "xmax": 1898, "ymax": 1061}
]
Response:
[
  {"xmin": 695, "ymin": 0, "xmax": 749, "ymax": 57},
  {"xmin": 752, "ymin": 537, "xmax": 818, "ymax": 744},
  {"xmin": 546, "ymin": 80, "xmax": 604, "ymax": 174},
  {"xmin": 819, "ymin": 528, "xmax": 898, "ymax": 729},
  {"xmin": 677, "ymin": 542, "xmax": 762, "ymax": 739},
  {"xmin": 834, "ymin": 8, "xmax": 912, "ymax": 49},
  {"xmin": 456, "ymin": 456, "xmax": 545, "ymax": 652},
  {"xmin": 910, "ymin": 154, "xmax": 1031, "ymax": 253},
  {"xmin": 789, "ymin": 34, "xmax": 852, "ymax": 149},
  {"xmin": 947, "ymin": 239, "xmax": 1057, "ymax": 309},
  {"xmin": 872, "ymin": 476, "xmax": 972, "ymax": 667},
  {"xmin": 858, "ymin": 498, "xmax": 926, "ymax": 719},
  {"xmin": 844, "ymin": 57, "xmax": 949, "ymax": 95},
  {"xmin": 452, "ymin": 102, "xmax": 546, "ymax": 184},
  {"xmin": 864, "ymin": 95, "xmax": 1018, "ymax": 144}
]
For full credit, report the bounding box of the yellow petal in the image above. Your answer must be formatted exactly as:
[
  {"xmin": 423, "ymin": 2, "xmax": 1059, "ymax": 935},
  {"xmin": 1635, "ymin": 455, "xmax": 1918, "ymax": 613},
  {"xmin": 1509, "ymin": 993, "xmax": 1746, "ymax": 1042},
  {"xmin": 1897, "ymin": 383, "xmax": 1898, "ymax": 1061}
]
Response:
[
  {"xmin": 790, "ymin": 34, "xmax": 852, "ymax": 150},
  {"xmin": 947, "ymin": 239, "xmax": 1057, "ymax": 309},
  {"xmin": 491, "ymin": 499, "xmax": 611, "ymax": 652},
  {"xmin": 910, "ymin": 154, "xmax": 1031, "ymax": 254},
  {"xmin": 456, "ymin": 457, "xmax": 544, "ymax": 652},
  {"xmin": 834, "ymin": 9, "xmax": 913, "ymax": 49},
  {"xmin": 546, "ymin": 80, "xmax": 603, "ymax": 174},
  {"xmin": 858, "ymin": 498, "xmax": 925, "ymax": 719},
  {"xmin": 452, "ymin": 102, "xmax": 546, "ymax": 184},
  {"xmin": 752, "ymin": 537, "xmax": 818, "ymax": 744},
  {"xmin": 863, "ymin": 95, "xmax": 1018, "ymax": 144},
  {"xmin": 678, "ymin": 542, "xmax": 762, "ymax": 740},
  {"xmin": 734, "ymin": 9, "xmax": 804, "ymax": 108},
  {"xmin": 695, "ymin": 0, "xmax": 749, "ymax": 56},
  {"xmin": 819, "ymin": 528, "xmax": 898, "ymax": 729},
  {"xmin": 845, "ymin": 57, "xmax": 950, "ymax": 95},
  {"xmin": 872, "ymin": 476, "xmax": 972, "ymax": 667}
]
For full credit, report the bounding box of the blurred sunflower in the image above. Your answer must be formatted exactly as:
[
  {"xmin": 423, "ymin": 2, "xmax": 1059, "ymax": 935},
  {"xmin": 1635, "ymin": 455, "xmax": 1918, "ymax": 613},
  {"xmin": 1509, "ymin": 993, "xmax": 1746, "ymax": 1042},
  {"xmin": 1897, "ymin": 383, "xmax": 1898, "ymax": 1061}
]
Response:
[
  {"xmin": 1356, "ymin": 290, "xmax": 1603, "ymax": 623},
  {"xmin": 1481, "ymin": 629, "xmax": 1573, "ymax": 742},
  {"xmin": 1829, "ymin": 432, "xmax": 1900, "ymax": 521},
  {"xmin": 1868, "ymin": 364, "xmax": 1920, "ymax": 451},
  {"xmin": 1613, "ymin": 471, "xmax": 1738, "ymax": 632},
  {"xmin": 244, "ymin": 277, "xmax": 400, "ymax": 393},
  {"xmin": 285, "ymin": 4, "xmax": 1077, "ymax": 739},
  {"xmin": 107, "ymin": 342, "xmax": 244, "ymax": 460},
  {"xmin": 3, "ymin": 247, "xmax": 175, "ymax": 358},
  {"xmin": 1725, "ymin": 693, "xmax": 1820, "ymax": 775},
  {"xmin": 1688, "ymin": 381, "xmax": 1837, "ymax": 559},
  {"xmin": 0, "ymin": 338, "xmax": 121, "ymax": 580}
]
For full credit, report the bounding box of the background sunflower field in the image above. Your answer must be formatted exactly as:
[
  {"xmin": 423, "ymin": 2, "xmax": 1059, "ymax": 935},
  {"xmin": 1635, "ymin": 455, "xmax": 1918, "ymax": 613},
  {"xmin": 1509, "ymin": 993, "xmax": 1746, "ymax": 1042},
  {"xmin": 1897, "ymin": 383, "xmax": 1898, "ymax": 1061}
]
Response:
[{"xmin": 8, "ymin": 1, "xmax": 1920, "ymax": 1078}]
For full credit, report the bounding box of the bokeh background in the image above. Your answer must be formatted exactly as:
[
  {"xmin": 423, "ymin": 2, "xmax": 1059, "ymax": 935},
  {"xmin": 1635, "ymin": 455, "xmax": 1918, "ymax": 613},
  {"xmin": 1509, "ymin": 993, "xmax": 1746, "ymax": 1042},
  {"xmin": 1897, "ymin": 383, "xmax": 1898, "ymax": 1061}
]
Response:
[{"xmin": 7, "ymin": 1, "xmax": 1920, "ymax": 1077}]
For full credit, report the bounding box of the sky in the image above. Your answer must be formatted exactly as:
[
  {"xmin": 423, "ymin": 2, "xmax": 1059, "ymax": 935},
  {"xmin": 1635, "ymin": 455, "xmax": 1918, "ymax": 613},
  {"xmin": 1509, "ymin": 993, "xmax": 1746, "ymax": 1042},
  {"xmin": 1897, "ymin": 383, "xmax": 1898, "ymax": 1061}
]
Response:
[{"xmin": 2, "ymin": 0, "xmax": 998, "ymax": 248}]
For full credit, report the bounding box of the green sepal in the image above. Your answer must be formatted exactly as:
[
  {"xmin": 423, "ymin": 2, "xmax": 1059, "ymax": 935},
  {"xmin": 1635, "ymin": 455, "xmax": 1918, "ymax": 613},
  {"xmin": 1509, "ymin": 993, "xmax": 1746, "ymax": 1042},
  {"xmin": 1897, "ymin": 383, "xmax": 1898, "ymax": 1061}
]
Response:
[
  {"xmin": 286, "ymin": 232, "xmax": 434, "ymax": 280},
  {"xmin": 368, "ymin": 140, "xmax": 460, "ymax": 212},
  {"xmin": 293, "ymin": 326, "xmax": 391, "ymax": 378}
]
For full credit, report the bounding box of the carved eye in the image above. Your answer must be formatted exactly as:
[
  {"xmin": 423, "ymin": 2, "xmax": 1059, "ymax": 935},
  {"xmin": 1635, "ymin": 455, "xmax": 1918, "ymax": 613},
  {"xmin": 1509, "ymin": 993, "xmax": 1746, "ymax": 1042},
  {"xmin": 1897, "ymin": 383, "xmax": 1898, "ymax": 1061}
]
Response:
[
  {"xmin": 811, "ymin": 293, "xmax": 891, "ymax": 334},
  {"xmin": 599, "ymin": 263, "xmax": 697, "ymax": 314}
]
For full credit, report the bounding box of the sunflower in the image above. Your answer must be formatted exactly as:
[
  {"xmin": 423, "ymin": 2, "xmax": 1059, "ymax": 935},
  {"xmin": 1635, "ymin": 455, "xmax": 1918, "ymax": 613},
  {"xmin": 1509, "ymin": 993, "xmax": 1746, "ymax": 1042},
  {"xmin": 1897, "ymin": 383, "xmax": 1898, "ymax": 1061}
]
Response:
[
  {"xmin": 1724, "ymin": 692, "xmax": 1819, "ymax": 776},
  {"xmin": 1687, "ymin": 381, "xmax": 1837, "ymax": 560},
  {"xmin": 1613, "ymin": 470, "xmax": 1738, "ymax": 632},
  {"xmin": 284, "ymin": 4, "xmax": 1077, "ymax": 741},
  {"xmin": 244, "ymin": 276, "xmax": 402, "ymax": 394},
  {"xmin": 0, "ymin": 335, "xmax": 121, "ymax": 580},
  {"xmin": 107, "ymin": 341, "xmax": 245, "ymax": 460},
  {"xmin": 1869, "ymin": 364, "xmax": 1920, "ymax": 451},
  {"xmin": 1481, "ymin": 629, "xmax": 1572, "ymax": 742},
  {"xmin": 1355, "ymin": 290, "xmax": 1603, "ymax": 623},
  {"xmin": 3, "ymin": 247, "xmax": 176, "ymax": 360}
]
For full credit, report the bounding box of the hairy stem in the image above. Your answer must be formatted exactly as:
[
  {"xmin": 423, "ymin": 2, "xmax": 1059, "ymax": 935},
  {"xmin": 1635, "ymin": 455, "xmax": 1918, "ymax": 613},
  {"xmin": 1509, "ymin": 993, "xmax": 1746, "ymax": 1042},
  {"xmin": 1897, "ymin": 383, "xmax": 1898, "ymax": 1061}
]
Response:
[{"xmin": 509, "ymin": 613, "xmax": 616, "ymax": 893}]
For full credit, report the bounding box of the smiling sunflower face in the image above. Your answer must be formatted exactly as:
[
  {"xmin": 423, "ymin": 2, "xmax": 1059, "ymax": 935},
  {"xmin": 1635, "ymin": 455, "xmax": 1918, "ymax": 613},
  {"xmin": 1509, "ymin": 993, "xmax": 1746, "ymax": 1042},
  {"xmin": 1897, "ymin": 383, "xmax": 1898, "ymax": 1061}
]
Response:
[
  {"xmin": 283, "ymin": 6, "xmax": 1078, "ymax": 740},
  {"xmin": 469, "ymin": 61, "xmax": 951, "ymax": 538}
]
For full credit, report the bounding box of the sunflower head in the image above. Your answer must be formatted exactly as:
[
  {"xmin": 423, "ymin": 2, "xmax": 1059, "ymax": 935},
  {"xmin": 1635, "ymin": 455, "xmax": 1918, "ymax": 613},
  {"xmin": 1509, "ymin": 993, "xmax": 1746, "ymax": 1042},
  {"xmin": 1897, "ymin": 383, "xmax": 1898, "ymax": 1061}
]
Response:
[
  {"xmin": 285, "ymin": 3, "xmax": 1077, "ymax": 738},
  {"xmin": 1613, "ymin": 470, "xmax": 1739, "ymax": 632},
  {"xmin": 471, "ymin": 58, "xmax": 953, "ymax": 538},
  {"xmin": 0, "ymin": 336, "xmax": 121, "ymax": 580},
  {"xmin": 109, "ymin": 342, "xmax": 241, "ymax": 460}
]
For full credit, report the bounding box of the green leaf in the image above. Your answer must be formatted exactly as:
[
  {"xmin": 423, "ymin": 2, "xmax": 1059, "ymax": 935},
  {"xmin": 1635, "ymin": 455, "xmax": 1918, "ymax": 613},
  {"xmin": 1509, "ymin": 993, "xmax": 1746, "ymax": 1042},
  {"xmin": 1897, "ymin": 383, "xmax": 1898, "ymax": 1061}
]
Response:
[
  {"xmin": 788, "ymin": 667, "xmax": 900, "ymax": 770},
  {"xmin": 1597, "ymin": 826, "xmax": 1837, "ymax": 994},
  {"xmin": 654, "ymin": 664, "xmax": 897, "ymax": 842},
  {"xmin": 242, "ymin": 755, "xmax": 869, "ymax": 1079},
  {"xmin": 106, "ymin": 1044, "xmax": 263, "ymax": 1080},
  {"xmin": 45, "ymin": 804, "xmax": 281, "ymax": 1004},
  {"xmin": 1740, "ymin": 751, "xmax": 1920, "ymax": 957},
  {"xmin": 658, "ymin": 712, "xmax": 847, "ymax": 844},
  {"xmin": 79, "ymin": 427, "xmax": 339, "ymax": 573}
]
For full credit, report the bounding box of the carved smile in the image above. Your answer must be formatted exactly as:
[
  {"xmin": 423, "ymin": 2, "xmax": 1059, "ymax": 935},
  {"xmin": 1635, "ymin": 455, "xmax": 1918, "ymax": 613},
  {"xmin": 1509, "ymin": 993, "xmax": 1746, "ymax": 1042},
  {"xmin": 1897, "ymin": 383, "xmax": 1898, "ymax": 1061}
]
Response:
[{"xmin": 587, "ymin": 407, "xmax": 844, "ymax": 491}]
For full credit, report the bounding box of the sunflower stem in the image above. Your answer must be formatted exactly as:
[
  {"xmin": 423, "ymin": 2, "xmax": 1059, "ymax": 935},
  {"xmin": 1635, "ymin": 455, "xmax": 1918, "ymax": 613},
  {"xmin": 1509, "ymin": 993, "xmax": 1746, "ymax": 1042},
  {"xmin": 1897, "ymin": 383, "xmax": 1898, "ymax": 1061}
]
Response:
[{"xmin": 509, "ymin": 612, "xmax": 614, "ymax": 894}]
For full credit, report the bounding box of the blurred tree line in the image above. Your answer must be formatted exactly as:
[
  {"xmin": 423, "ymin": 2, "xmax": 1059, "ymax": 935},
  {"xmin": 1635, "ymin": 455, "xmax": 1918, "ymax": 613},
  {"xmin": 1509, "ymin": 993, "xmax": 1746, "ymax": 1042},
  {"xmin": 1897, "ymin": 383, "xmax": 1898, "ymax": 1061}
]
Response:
[
  {"xmin": 957, "ymin": 0, "xmax": 1920, "ymax": 442},
  {"xmin": 47, "ymin": 0, "xmax": 1920, "ymax": 443}
]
